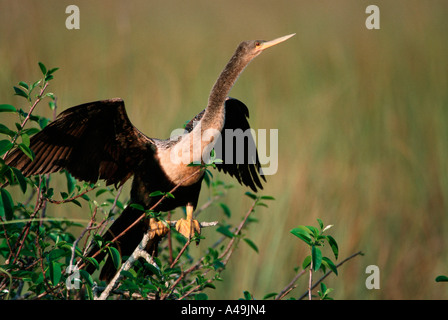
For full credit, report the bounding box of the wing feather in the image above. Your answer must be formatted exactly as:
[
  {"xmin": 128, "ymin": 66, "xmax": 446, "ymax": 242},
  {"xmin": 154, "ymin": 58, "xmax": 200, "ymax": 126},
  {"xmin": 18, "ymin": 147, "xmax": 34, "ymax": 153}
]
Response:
[
  {"xmin": 186, "ymin": 97, "xmax": 265, "ymax": 192},
  {"xmin": 5, "ymin": 98, "xmax": 154, "ymax": 186}
]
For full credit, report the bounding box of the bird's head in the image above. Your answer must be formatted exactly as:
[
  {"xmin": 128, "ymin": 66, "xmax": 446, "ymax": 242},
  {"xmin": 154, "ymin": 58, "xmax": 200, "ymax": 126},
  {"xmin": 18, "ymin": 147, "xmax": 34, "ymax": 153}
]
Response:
[{"xmin": 237, "ymin": 33, "xmax": 296, "ymax": 60}]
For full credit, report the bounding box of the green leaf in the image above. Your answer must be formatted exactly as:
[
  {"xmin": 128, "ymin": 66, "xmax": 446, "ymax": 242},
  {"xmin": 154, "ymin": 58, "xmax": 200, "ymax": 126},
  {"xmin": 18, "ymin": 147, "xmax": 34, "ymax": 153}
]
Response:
[
  {"xmin": 165, "ymin": 192, "xmax": 175, "ymax": 199},
  {"xmin": 38, "ymin": 62, "xmax": 47, "ymax": 75},
  {"xmin": 95, "ymin": 188, "xmax": 109, "ymax": 197},
  {"xmin": 13, "ymin": 86, "xmax": 29, "ymax": 99},
  {"xmin": 11, "ymin": 167, "xmax": 27, "ymax": 193},
  {"xmin": 18, "ymin": 143, "xmax": 34, "ymax": 160},
  {"xmin": 243, "ymin": 238, "xmax": 259, "ymax": 253},
  {"xmin": 18, "ymin": 81, "xmax": 29, "ymax": 90},
  {"xmin": 290, "ymin": 227, "xmax": 313, "ymax": 245},
  {"xmin": 243, "ymin": 290, "xmax": 253, "ymax": 300},
  {"xmin": 244, "ymin": 191, "xmax": 257, "ymax": 200},
  {"xmin": 0, "ymin": 188, "xmax": 14, "ymax": 220},
  {"xmin": 0, "ymin": 104, "xmax": 17, "ymax": 113},
  {"xmin": 0, "ymin": 124, "xmax": 16, "ymax": 137},
  {"xmin": 108, "ymin": 246, "xmax": 121, "ymax": 270},
  {"xmin": 21, "ymin": 133, "xmax": 30, "ymax": 147},
  {"xmin": 194, "ymin": 293, "xmax": 208, "ymax": 300},
  {"xmin": 64, "ymin": 171, "xmax": 76, "ymax": 194},
  {"xmin": 322, "ymin": 256, "xmax": 338, "ymax": 276},
  {"xmin": 85, "ymin": 257, "xmax": 99, "ymax": 271},
  {"xmin": 45, "ymin": 187, "xmax": 54, "ymax": 198},
  {"xmin": 262, "ymin": 292, "xmax": 278, "ymax": 300},
  {"xmin": 302, "ymin": 255, "xmax": 311, "ymax": 269},
  {"xmin": 30, "ymin": 79, "xmax": 42, "ymax": 92},
  {"xmin": 79, "ymin": 269, "xmax": 95, "ymax": 287},
  {"xmin": 49, "ymin": 261, "xmax": 62, "ymax": 285},
  {"xmin": 219, "ymin": 202, "xmax": 231, "ymax": 218},
  {"xmin": 39, "ymin": 117, "xmax": 49, "ymax": 129},
  {"xmin": 129, "ymin": 203, "xmax": 145, "ymax": 211},
  {"xmin": 145, "ymin": 262, "xmax": 161, "ymax": 277},
  {"xmin": 22, "ymin": 127, "xmax": 40, "ymax": 137},
  {"xmin": 436, "ymin": 275, "xmax": 448, "ymax": 282},
  {"xmin": 306, "ymin": 225, "xmax": 319, "ymax": 237},
  {"xmin": 326, "ymin": 235, "xmax": 339, "ymax": 260},
  {"xmin": 120, "ymin": 270, "xmax": 135, "ymax": 279},
  {"xmin": 48, "ymin": 101, "xmax": 56, "ymax": 110},
  {"xmin": 49, "ymin": 248, "xmax": 67, "ymax": 261},
  {"xmin": 216, "ymin": 225, "xmax": 234, "ymax": 238},
  {"xmin": 260, "ymin": 195, "xmax": 275, "ymax": 201},
  {"xmin": 70, "ymin": 199, "xmax": 82, "ymax": 207},
  {"xmin": 311, "ymin": 246, "xmax": 322, "ymax": 271},
  {"xmin": 47, "ymin": 67, "xmax": 59, "ymax": 75},
  {"xmin": 317, "ymin": 218, "xmax": 324, "ymax": 230},
  {"xmin": 149, "ymin": 190, "xmax": 165, "ymax": 197},
  {"xmin": 0, "ymin": 140, "xmax": 13, "ymax": 156}
]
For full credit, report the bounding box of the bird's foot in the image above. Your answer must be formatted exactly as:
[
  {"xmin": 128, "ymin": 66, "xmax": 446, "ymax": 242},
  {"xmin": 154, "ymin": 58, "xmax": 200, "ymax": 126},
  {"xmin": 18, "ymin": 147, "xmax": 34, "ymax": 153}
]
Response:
[
  {"xmin": 148, "ymin": 218, "xmax": 170, "ymax": 239},
  {"xmin": 175, "ymin": 218, "xmax": 201, "ymax": 241}
]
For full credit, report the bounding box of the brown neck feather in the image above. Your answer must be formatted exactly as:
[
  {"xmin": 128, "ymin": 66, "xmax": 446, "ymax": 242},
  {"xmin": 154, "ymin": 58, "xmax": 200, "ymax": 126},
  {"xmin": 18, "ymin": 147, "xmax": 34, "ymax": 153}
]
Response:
[{"xmin": 201, "ymin": 47, "xmax": 251, "ymax": 129}]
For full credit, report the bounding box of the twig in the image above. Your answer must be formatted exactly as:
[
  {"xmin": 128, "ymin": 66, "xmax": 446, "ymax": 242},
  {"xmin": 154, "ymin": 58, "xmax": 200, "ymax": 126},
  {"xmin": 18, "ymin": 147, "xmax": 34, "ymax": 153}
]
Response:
[
  {"xmin": 45, "ymin": 186, "xmax": 96, "ymax": 204},
  {"xmin": 275, "ymin": 269, "xmax": 306, "ymax": 300},
  {"xmin": 220, "ymin": 198, "xmax": 258, "ymax": 263},
  {"xmin": 69, "ymin": 206, "xmax": 98, "ymax": 269},
  {"xmin": 193, "ymin": 194, "xmax": 223, "ymax": 218},
  {"xmin": 2, "ymin": 82, "xmax": 49, "ymax": 161},
  {"xmin": 8, "ymin": 180, "xmax": 46, "ymax": 265},
  {"xmin": 275, "ymin": 251, "xmax": 363, "ymax": 300},
  {"xmin": 298, "ymin": 251, "xmax": 363, "ymax": 300},
  {"xmin": 170, "ymin": 239, "xmax": 191, "ymax": 269},
  {"xmin": 95, "ymin": 220, "xmax": 217, "ymax": 300},
  {"xmin": 178, "ymin": 278, "xmax": 214, "ymax": 300}
]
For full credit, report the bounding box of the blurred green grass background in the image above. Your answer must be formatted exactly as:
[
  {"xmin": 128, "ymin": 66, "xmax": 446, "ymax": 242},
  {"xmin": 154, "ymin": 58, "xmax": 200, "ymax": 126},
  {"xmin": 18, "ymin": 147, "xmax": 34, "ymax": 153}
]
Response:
[{"xmin": 1, "ymin": 0, "xmax": 448, "ymax": 299}]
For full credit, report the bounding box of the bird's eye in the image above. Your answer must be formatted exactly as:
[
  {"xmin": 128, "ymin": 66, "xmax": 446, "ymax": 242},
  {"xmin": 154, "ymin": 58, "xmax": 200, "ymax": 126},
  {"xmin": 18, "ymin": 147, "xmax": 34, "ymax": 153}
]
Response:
[{"xmin": 255, "ymin": 41, "xmax": 261, "ymax": 47}]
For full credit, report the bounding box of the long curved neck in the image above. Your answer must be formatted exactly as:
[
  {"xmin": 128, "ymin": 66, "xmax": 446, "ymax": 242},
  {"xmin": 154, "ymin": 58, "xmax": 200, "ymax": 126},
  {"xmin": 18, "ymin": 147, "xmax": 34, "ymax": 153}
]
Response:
[{"xmin": 201, "ymin": 49, "xmax": 250, "ymax": 129}]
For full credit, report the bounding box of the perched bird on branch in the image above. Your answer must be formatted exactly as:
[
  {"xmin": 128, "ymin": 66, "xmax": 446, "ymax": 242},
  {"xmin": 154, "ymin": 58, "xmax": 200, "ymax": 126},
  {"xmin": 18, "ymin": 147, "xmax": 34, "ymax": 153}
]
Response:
[{"xmin": 5, "ymin": 34, "xmax": 294, "ymax": 280}]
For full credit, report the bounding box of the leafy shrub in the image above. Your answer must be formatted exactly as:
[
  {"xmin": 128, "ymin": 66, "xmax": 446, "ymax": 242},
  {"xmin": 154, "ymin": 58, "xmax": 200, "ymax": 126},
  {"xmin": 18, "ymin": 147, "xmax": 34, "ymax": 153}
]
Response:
[
  {"xmin": 0, "ymin": 63, "xmax": 360, "ymax": 300},
  {"xmin": 0, "ymin": 63, "xmax": 276, "ymax": 300}
]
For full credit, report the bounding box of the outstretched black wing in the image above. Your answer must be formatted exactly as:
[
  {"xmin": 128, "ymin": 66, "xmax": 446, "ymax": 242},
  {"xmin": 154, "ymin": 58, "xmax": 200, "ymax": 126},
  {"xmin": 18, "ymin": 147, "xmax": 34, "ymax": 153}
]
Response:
[
  {"xmin": 185, "ymin": 97, "xmax": 265, "ymax": 192},
  {"xmin": 5, "ymin": 98, "xmax": 154, "ymax": 186}
]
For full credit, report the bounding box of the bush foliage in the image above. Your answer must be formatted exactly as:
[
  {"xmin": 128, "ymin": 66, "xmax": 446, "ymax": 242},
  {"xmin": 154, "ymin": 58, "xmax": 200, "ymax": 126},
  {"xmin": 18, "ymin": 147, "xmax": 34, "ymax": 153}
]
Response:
[{"xmin": 0, "ymin": 63, "xmax": 349, "ymax": 300}]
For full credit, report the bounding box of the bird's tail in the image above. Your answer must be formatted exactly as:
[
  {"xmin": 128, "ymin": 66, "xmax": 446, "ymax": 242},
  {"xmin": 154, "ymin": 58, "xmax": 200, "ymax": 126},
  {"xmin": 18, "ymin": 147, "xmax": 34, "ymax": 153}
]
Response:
[{"xmin": 84, "ymin": 206, "xmax": 158, "ymax": 282}]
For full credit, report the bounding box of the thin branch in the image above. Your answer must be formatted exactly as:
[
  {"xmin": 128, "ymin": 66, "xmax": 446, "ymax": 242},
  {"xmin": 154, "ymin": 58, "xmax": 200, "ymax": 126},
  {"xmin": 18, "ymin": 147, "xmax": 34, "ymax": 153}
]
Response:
[
  {"xmin": 2, "ymin": 82, "xmax": 49, "ymax": 161},
  {"xmin": 45, "ymin": 185, "xmax": 96, "ymax": 204},
  {"xmin": 275, "ymin": 269, "xmax": 306, "ymax": 300},
  {"xmin": 275, "ymin": 250, "xmax": 363, "ymax": 300},
  {"xmin": 170, "ymin": 239, "xmax": 191, "ymax": 269},
  {"xmin": 220, "ymin": 198, "xmax": 258, "ymax": 263},
  {"xmin": 178, "ymin": 278, "xmax": 214, "ymax": 300},
  {"xmin": 298, "ymin": 251, "xmax": 363, "ymax": 300},
  {"xmin": 8, "ymin": 179, "xmax": 46, "ymax": 265},
  {"xmin": 70, "ymin": 206, "xmax": 98, "ymax": 269},
  {"xmin": 95, "ymin": 220, "xmax": 217, "ymax": 300}
]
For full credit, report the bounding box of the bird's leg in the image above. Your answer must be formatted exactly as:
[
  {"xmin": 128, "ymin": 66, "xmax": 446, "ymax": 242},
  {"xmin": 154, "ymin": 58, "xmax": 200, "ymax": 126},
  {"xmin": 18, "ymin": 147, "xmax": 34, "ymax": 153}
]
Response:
[
  {"xmin": 148, "ymin": 218, "xmax": 170, "ymax": 239},
  {"xmin": 175, "ymin": 204, "xmax": 201, "ymax": 242}
]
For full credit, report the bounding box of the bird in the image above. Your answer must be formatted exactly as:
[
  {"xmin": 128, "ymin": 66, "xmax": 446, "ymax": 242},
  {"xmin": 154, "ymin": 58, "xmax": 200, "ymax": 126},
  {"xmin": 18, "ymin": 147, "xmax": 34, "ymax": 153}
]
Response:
[{"xmin": 4, "ymin": 34, "xmax": 295, "ymax": 280}]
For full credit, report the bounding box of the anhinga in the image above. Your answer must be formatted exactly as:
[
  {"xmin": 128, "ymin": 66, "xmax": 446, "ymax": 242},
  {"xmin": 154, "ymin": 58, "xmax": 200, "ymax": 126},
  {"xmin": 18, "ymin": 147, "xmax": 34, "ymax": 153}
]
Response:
[{"xmin": 5, "ymin": 34, "xmax": 295, "ymax": 280}]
